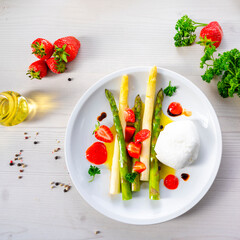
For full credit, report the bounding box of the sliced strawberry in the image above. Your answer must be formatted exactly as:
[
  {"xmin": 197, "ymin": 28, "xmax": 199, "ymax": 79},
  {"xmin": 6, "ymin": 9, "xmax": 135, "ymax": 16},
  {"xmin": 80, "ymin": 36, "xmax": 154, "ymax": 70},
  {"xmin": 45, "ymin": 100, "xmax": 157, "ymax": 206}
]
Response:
[
  {"xmin": 31, "ymin": 38, "xmax": 53, "ymax": 60},
  {"xmin": 94, "ymin": 122, "xmax": 113, "ymax": 143},
  {"xmin": 133, "ymin": 161, "xmax": 146, "ymax": 173},
  {"xmin": 124, "ymin": 108, "xmax": 135, "ymax": 123},
  {"xmin": 135, "ymin": 129, "xmax": 151, "ymax": 143},
  {"xmin": 200, "ymin": 21, "xmax": 223, "ymax": 48},
  {"xmin": 126, "ymin": 142, "xmax": 142, "ymax": 158},
  {"xmin": 46, "ymin": 58, "xmax": 66, "ymax": 74},
  {"xmin": 26, "ymin": 60, "xmax": 48, "ymax": 80},
  {"xmin": 125, "ymin": 126, "xmax": 135, "ymax": 142},
  {"xmin": 86, "ymin": 142, "xmax": 107, "ymax": 165},
  {"xmin": 53, "ymin": 36, "xmax": 80, "ymax": 62}
]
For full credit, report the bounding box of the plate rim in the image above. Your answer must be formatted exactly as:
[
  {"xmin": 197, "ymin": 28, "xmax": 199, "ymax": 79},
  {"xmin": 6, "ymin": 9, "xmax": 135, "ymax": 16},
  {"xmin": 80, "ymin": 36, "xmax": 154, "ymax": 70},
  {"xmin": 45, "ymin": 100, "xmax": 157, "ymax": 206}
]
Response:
[{"xmin": 64, "ymin": 66, "xmax": 222, "ymax": 225}]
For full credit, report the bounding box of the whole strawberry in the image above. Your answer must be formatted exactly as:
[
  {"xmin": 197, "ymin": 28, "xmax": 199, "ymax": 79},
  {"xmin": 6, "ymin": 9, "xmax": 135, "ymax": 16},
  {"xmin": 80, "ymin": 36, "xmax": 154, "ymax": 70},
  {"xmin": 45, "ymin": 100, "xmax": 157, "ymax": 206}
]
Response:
[
  {"xmin": 200, "ymin": 21, "xmax": 223, "ymax": 48},
  {"xmin": 53, "ymin": 36, "xmax": 80, "ymax": 63},
  {"xmin": 31, "ymin": 38, "xmax": 54, "ymax": 60},
  {"xmin": 26, "ymin": 60, "xmax": 48, "ymax": 80},
  {"xmin": 46, "ymin": 58, "xmax": 66, "ymax": 74}
]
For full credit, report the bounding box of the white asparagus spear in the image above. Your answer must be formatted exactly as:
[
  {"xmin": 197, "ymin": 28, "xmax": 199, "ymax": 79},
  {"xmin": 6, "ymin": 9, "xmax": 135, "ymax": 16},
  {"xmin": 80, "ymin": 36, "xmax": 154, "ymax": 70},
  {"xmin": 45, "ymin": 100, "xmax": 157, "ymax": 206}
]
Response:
[
  {"xmin": 109, "ymin": 75, "xmax": 128, "ymax": 194},
  {"xmin": 140, "ymin": 66, "xmax": 157, "ymax": 181}
]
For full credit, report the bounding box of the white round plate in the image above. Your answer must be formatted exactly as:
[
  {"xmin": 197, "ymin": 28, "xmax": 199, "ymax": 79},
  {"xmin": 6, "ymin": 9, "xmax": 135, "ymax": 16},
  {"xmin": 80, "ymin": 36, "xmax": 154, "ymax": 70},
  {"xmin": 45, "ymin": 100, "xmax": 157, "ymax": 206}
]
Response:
[{"xmin": 65, "ymin": 67, "xmax": 222, "ymax": 225}]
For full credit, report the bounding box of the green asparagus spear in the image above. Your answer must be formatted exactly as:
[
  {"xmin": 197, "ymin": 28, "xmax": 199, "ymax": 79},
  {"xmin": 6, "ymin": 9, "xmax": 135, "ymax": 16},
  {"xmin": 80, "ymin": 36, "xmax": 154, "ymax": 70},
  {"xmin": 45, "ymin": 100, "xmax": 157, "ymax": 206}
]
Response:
[
  {"xmin": 105, "ymin": 89, "xmax": 132, "ymax": 200},
  {"xmin": 132, "ymin": 95, "xmax": 142, "ymax": 191},
  {"xmin": 149, "ymin": 89, "xmax": 164, "ymax": 200}
]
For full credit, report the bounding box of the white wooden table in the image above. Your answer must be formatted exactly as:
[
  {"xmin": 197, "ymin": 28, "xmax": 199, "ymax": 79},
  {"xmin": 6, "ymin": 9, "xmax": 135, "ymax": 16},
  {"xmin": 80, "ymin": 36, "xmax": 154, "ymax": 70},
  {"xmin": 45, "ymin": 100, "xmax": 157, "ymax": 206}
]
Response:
[{"xmin": 0, "ymin": 0, "xmax": 240, "ymax": 239}]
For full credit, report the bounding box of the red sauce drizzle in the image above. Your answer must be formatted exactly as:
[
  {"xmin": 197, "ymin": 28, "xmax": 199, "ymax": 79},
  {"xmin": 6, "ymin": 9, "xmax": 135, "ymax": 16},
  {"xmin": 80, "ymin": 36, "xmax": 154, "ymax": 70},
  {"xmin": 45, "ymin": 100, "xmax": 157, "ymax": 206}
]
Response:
[
  {"xmin": 164, "ymin": 174, "xmax": 179, "ymax": 190},
  {"xmin": 167, "ymin": 102, "xmax": 183, "ymax": 117},
  {"xmin": 86, "ymin": 142, "xmax": 107, "ymax": 165},
  {"xmin": 97, "ymin": 112, "xmax": 107, "ymax": 121},
  {"xmin": 181, "ymin": 173, "xmax": 190, "ymax": 181}
]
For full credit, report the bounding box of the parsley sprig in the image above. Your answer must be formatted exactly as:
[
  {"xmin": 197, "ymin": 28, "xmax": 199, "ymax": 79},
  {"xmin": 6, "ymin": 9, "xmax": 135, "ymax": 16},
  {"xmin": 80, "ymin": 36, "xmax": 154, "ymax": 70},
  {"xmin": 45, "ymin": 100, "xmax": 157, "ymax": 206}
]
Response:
[
  {"xmin": 174, "ymin": 15, "xmax": 207, "ymax": 47},
  {"xmin": 164, "ymin": 81, "xmax": 177, "ymax": 97},
  {"xmin": 199, "ymin": 41, "xmax": 240, "ymax": 98},
  {"xmin": 125, "ymin": 173, "xmax": 137, "ymax": 183},
  {"xmin": 88, "ymin": 165, "xmax": 101, "ymax": 182}
]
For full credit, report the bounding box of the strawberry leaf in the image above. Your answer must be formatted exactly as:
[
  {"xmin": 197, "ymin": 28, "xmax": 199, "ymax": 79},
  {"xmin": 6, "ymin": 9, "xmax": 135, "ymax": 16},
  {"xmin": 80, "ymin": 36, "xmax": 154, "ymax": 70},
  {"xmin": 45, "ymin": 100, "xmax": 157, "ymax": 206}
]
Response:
[
  {"xmin": 31, "ymin": 42, "xmax": 46, "ymax": 58},
  {"xmin": 92, "ymin": 121, "xmax": 100, "ymax": 135},
  {"xmin": 54, "ymin": 61, "xmax": 66, "ymax": 73},
  {"xmin": 26, "ymin": 69, "xmax": 41, "ymax": 80},
  {"xmin": 53, "ymin": 44, "xmax": 70, "ymax": 63}
]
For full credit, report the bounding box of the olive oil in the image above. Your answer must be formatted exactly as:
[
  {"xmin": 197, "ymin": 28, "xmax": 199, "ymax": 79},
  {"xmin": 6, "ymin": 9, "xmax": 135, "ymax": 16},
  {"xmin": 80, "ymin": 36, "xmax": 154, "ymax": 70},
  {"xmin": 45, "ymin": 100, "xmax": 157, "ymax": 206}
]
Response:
[
  {"xmin": 0, "ymin": 91, "xmax": 29, "ymax": 126},
  {"xmin": 104, "ymin": 126, "xmax": 116, "ymax": 169}
]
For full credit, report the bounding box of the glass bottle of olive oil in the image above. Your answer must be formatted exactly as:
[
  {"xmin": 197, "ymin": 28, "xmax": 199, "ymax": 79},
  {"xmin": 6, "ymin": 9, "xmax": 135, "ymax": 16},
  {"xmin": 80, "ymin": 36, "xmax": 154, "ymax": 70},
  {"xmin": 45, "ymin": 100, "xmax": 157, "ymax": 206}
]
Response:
[{"xmin": 0, "ymin": 91, "xmax": 29, "ymax": 126}]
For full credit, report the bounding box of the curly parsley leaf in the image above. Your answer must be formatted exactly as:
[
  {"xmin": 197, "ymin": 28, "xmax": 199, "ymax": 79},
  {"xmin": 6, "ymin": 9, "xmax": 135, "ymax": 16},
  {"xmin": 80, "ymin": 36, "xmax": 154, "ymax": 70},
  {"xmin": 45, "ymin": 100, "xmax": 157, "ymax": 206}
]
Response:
[
  {"xmin": 199, "ymin": 43, "xmax": 217, "ymax": 70},
  {"xmin": 174, "ymin": 15, "xmax": 207, "ymax": 47},
  {"xmin": 88, "ymin": 165, "xmax": 101, "ymax": 182},
  {"xmin": 201, "ymin": 67, "xmax": 215, "ymax": 83},
  {"xmin": 200, "ymin": 45, "xmax": 240, "ymax": 98},
  {"xmin": 164, "ymin": 81, "xmax": 177, "ymax": 97},
  {"xmin": 125, "ymin": 173, "xmax": 137, "ymax": 183}
]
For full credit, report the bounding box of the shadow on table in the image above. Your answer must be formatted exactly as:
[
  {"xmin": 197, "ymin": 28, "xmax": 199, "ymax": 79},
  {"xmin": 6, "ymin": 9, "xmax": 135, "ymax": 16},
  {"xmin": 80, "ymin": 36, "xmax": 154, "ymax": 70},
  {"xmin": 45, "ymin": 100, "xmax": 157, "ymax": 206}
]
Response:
[{"xmin": 24, "ymin": 90, "xmax": 58, "ymax": 122}]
